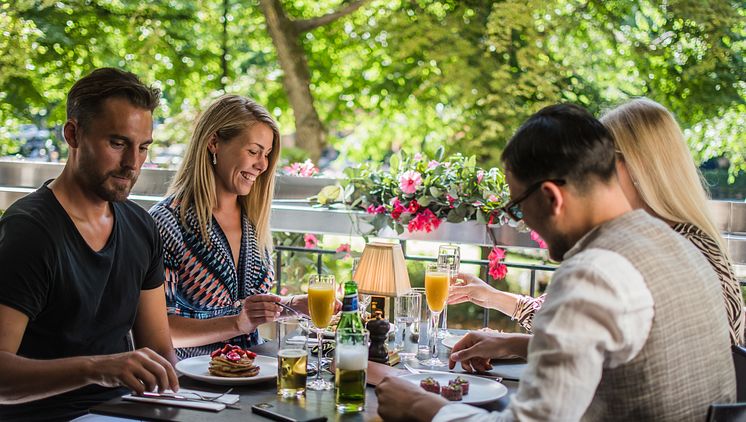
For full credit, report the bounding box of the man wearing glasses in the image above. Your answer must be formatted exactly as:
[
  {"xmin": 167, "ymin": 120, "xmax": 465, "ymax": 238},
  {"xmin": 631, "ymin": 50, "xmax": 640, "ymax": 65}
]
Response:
[{"xmin": 376, "ymin": 104, "xmax": 734, "ymax": 421}]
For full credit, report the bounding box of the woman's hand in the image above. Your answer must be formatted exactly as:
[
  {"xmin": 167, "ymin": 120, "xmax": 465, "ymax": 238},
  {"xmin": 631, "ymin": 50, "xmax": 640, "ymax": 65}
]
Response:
[
  {"xmin": 448, "ymin": 272, "xmax": 497, "ymax": 307},
  {"xmin": 282, "ymin": 295, "xmax": 342, "ymax": 317},
  {"xmin": 235, "ymin": 294, "xmax": 281, "ymax": 334}
]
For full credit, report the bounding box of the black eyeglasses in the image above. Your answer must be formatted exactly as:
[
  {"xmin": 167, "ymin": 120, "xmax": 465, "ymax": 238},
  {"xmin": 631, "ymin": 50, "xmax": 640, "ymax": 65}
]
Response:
[{"xmin": 501, "ymin": 179, "xmax": 566, "ymax": 222}]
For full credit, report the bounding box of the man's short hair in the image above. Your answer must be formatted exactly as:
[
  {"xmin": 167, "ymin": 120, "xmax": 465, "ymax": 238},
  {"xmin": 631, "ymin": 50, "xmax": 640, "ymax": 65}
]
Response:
[
  {"xmin": 501, "ymin": 104, "xmax": 616, "ymax": 191},
  {"xmin": 66, "ymin": 68, "xmax": 160, "ymax": 130}
]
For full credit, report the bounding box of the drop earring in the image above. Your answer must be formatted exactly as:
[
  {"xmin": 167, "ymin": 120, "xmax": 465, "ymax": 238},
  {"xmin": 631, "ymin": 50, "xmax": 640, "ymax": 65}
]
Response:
[{"xmin": 212, "ymin": 152, "xmax": 217, "ymax": 165}]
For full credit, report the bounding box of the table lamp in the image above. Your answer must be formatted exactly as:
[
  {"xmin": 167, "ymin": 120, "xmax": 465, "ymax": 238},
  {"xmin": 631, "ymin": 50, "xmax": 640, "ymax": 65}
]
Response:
[{"xmin": 353, "ymin": 242, "xmax": 412, "ymax": 319}]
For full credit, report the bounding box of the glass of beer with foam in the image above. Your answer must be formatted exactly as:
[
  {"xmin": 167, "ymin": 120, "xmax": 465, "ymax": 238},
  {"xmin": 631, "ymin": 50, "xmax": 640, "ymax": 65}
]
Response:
[{"xmin": 277, "ymin": 318, "xmax": 308, "ymax": 398}]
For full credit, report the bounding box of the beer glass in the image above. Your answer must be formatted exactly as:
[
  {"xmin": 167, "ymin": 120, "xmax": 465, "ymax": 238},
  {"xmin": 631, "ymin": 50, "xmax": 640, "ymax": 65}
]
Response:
[
  {"xmin": 437, "ymin": 244, "xmax": 460, "ymax": 338},
  {"xmin": 277, "ymin": 318, "xmax": 308, "ymax": 398},
  {"xmin": 335, "ymin": 329, "xmax": 369, "ymax": 413},
  {"xmin": 307, "ymin": 274, "xmax": 336, "ymax": 391},
  {"xmin": 394, "ymin": 291, "xmax": 421, "ymax": 360},
  {"xmin": 421, "ymin": 262, "xmax": 449, "ymax": 367}
]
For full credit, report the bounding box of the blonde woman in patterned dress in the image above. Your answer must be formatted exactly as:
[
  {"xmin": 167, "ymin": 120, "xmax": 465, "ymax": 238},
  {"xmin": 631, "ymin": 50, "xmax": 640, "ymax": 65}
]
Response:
[
  {"xmin": 150, "ymin": 95, "xmax": 312, "ymax": 359},
  {"xmin": 450, "ymin": 98, "xmax": 743, "ymax": 346}
]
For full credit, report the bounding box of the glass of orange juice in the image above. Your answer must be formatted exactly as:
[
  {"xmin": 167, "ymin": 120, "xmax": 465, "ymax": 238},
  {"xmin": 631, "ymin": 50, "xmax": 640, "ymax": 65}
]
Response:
[
  {"xmin": 307, "ymin": 274, "xmax": 336, "ymax": 390},
  {"xmin": 421, "ymin": 262, "xmax": 450, "ymax": 366}
]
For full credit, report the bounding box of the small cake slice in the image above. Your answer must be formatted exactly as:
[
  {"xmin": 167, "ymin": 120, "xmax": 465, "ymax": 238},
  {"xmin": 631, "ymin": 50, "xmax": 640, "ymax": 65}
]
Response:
[
  {"xmin": 449, "ymin": 376, "xmax": 470, "ymax": 395},
  {"xmin": 440, "ymin": 383, "xmax": 463, "ymax": 401},
  {"xmin": 419, "ymin": 377, "xmax": 440, "ymax": 394}
]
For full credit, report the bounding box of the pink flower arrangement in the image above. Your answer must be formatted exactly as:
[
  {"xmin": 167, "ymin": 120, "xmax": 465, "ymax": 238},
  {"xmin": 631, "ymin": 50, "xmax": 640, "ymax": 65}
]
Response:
[
  {"xmin": 407, "ymin": 208, "xmax": 442, "ymax": 233},
  {"xmin": 303, "ymin": 233, "xmax": 318, "ymax": 249},
  {"xmin": 283, "ymin": 159, "xmax": 319, "ymax": 177},
  {"xmin": 335, "ymin": 243, "xmax": 352, "ymax": 259},
  {"xmin": 530, "ymin": 230, "xmax": 548, "ymax": 249},
  {"xmin": 488, "ymin": 246, "xmax": 508, "ymax": 279},
  {"xmin": 398, "ymin": 170, "xmax": 422, "ymax": 195}
]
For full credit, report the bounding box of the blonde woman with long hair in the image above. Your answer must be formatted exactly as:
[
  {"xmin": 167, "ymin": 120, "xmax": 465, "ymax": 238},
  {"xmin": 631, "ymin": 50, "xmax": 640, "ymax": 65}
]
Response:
[
  {"xmin": 150, "ymin": 95, "xmax": 311, "ymax": 358},
  {"xmin": 449, "ymin": 97, "xmax": 743, "ymax": 349}
]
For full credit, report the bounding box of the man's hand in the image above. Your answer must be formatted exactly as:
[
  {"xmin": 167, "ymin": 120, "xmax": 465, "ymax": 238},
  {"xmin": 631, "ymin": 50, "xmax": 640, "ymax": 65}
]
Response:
[
  {"xmin": 449, "ymin": 331, "xmax": 529, "ymax": 372},
  {"xmin": 448, "ymin": 273, "xmax": 495, "ymax": 307},
  {"xmin": 88, "ymin": 347, "xmax": 179, "ymax": 395},
  {"xmin": 375, "ymin": 376, "xmax": 448, "ymax": 421},
  {"xmin": 236, "ymin": 294, "xmax": 282, "ymax": 333}
]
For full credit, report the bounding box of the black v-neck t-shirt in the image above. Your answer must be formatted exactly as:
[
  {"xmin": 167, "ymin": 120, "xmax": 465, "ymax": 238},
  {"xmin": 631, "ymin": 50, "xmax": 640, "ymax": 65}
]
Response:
[{"xmin": 0, "ymin": 182, "xmax": 164, "ymax": 421}]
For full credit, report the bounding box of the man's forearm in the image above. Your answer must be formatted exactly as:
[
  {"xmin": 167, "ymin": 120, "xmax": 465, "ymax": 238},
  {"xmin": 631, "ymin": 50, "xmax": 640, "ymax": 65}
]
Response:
[{"xmin": 0, "ymin": 352, "xmax": 95, "ymax": 404}]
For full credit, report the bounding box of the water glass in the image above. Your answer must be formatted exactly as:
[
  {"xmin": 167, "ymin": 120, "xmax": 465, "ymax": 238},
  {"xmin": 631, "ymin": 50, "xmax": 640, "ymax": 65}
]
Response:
[
  {"xmin": 394, "ymin": 291, "xmax": 421, "ymax": 360},
  {"xmin": 276, "ymin": 318, "xmax": 308, "ymax": 398}
]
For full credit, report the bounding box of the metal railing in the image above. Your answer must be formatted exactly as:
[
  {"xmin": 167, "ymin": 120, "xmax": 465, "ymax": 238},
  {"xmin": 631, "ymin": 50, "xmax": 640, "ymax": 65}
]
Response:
[{"xmin": 273, "ymin": 240, "xmax": 557, "ymax": 329}]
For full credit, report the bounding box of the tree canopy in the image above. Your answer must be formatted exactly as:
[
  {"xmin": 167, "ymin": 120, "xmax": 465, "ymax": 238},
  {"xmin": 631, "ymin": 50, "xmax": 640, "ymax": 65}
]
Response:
[{"xmin": 1, "ymin": 0, "xmax": 744, "ymax": 176}]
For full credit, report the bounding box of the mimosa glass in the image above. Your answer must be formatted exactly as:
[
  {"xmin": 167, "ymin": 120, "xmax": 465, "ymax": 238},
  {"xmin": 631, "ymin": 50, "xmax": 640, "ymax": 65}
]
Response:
[
  {"xmin": 437, "ymin": 245, "xmax": 460, "ymax": 338},
  {"xmin": 421, "ymin": 262, "xmax": 449, "ymax": 367},
  {"xmin": 307, "ymin": 274, "xmax": 336, "ymax": 390}
]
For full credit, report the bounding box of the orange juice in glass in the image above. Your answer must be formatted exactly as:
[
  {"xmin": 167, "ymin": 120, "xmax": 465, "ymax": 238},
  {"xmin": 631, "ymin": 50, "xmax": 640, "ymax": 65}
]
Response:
[
  {"xmin": 421, "ymin": 262, "xmax": 450, "ymax": 367},
  {"xmin": 306, "ymin": 274, "xmax": 336, "ymax": 390},
  {"xmin": 424, "ymin": 270, "xmax": 449, "ymax": 312},
  {"xmin": 308, "ymin": 284, "xmax": 336, "ymax": 329}
]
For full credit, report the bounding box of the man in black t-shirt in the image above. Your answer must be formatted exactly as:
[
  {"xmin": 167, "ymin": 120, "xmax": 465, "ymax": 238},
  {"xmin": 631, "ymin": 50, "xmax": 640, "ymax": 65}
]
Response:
[{"xmin": 0, "ymin": 68, "xmax": 179, "ymax": 421}]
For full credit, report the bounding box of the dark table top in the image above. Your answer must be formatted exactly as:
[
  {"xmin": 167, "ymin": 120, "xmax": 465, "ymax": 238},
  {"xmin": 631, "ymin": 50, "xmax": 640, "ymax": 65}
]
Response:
[{"xmin": 91, "ymin": 331, "xmax": 526, "ymax": 421}]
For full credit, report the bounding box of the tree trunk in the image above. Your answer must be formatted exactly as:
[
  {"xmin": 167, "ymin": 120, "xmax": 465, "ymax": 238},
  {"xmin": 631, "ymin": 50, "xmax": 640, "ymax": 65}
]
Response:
[{"xmin": 259, "ymin": 0, "xmax": 325, "ymax": 162}]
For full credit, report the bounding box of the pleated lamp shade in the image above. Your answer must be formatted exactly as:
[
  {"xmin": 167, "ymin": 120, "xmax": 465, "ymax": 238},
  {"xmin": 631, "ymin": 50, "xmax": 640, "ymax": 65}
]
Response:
[{"xmin": 353, "ymin": 242, "xmax": 411, "ymax": 297}]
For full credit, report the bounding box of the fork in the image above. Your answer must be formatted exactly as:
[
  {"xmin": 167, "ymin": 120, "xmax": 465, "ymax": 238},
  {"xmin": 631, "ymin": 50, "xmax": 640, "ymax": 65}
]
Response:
[
  {"xmin": 142, "ymin": 387, "xmax": 234, "ymax": 403},
  {"xmin": 276, "ymin": 302, "xmax": 311, "ymax": 320},
  {"xmin": 181, "ymin": 387, "xmax": 234, "ymax": 402}
]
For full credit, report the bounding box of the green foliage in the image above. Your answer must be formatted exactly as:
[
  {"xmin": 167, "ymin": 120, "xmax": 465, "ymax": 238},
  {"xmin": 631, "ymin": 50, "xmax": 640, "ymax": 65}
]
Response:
[{"xmin": 1, "ymin": 0, "xmax": 743, "ymax": 180}]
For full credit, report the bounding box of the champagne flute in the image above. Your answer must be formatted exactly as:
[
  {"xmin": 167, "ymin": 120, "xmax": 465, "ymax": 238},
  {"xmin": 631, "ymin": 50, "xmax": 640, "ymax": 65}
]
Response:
[
  {"xmin": 437, "ymin": 245, "xmax": 460, "ymax": 338},
  {"xmin": 306, "ymin": 274, "xmax": 336, "ymax": 390},
  {"xmin": 420, "ymin": 262, "xmax": 449, "ymax": 367}
]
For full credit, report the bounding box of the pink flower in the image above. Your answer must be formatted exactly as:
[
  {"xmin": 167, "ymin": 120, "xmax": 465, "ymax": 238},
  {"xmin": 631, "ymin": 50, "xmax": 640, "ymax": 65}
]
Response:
[
  {"xmin": 488, "ymin": 246, "xmax": 506, "ymax": 261},
  {"xmin": 488, "ymin": 194, "xmax": 498, "ymax": 203},
  {"xmin": 407, "ymin": 200, "xmax": 420, "ymax": 214},
  {"xmin": 304, "ymin": 233, "xmax": 318, "ymax": 249},
  {"xmin": 488, "ymin": 246, "xmax": 508, "ymax": 279},
  {"xmin": 366, "ymin": 204, "xmax": 386, "ymax": 215},
  {"xmin": 283, "ymin": 159, "xmax": 319, "ymax": 177},
  {"xmin": 489, "ymin": 263, "xmax": 508, "ymax": 280},
  {"xmin": 472, "ymin": 201, "xmax": 483, "ymax": 207},
  {"xmin": 446, "ymin": 194, "xmax": 456, "ymax": 208},
  {"xmin": 477, "ymin": 170, "xmax": 484, "ymax": 183},
  {"xmin": 413, "ymin": 152, "xmax": 423, "ymax": 161},
  {"xmin": 336, "ymin": 243, "xmax": 352, "ymax": 259},
  {"xmin": 391, "ymin": 197, "xmax": 405, "ymax": 220},
  {"xmin": 530, "ymin": 230, "xmax": 548, "ymax": 249},
  {"xmin": 407, "ymin": 209, "xmax": 441, "ymax": 233},
  {"xmin": 399, "ymin": 170, "xmax": 422, "ymax": 194},
  {"xmin": 427, "ymin": 160, "xmax": 440, "ymax": 170},
  {"xmin": 280, "ymin": 287, "xmax": 289, "ymax": 295}
]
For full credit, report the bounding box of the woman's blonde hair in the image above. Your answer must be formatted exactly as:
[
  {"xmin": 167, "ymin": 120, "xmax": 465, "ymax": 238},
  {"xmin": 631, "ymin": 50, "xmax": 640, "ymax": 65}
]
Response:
[
  {"xmin": 600, "ymin": 98, "xmax": 726, "ymax": 252},
  {"xmin": 168, "ymin": 94, "xmax": 280, "ymax": 253}
]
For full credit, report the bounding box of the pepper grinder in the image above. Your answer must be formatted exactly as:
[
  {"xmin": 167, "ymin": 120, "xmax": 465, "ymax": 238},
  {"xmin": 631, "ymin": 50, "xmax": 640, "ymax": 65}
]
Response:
[{"xmin": 366, "ymin": 310, "xmax": 390, "ymax": 365}]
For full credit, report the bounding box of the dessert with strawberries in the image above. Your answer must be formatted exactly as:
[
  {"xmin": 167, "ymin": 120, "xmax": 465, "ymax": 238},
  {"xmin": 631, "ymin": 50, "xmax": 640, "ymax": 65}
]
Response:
[
  {"xmin": 419, "ymin": 376, "xmax": 440, "ymax": 393},
  {"xmin": 208, "ymin": 344, "xmax": 260, "ymax": 377}
]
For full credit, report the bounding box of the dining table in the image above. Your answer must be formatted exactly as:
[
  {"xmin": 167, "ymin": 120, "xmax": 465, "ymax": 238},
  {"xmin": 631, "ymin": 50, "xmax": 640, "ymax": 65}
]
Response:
[{"xmin": 90, "ymin": 329, "xmax": 527, "ymax": 421}]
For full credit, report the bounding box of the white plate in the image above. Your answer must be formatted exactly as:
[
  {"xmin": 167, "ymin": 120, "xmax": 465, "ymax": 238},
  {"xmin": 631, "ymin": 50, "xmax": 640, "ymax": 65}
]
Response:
[
  {"xmin": 441, "ymin": 334, "xmax": 466, "ymax": 350},
  {"xmin": 400, "ymin": 373, "xmax": 508, "ymax": 405},
  {"xmin": 176, "ymin": 354, "xmax": 278, "ymax": 386}
]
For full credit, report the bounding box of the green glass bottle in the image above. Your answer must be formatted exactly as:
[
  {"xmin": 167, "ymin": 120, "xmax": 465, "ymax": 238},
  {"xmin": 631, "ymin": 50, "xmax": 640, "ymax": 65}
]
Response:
[{"xmin": 336, "ymin": 281, "xmax": 365, "ymax": 333}]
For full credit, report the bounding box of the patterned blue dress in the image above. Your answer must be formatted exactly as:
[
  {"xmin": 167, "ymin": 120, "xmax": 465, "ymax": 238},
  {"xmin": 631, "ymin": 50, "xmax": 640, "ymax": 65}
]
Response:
[{"xmin": 149, "ymin": 196, "xmax": 274, "ymax": 359}]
